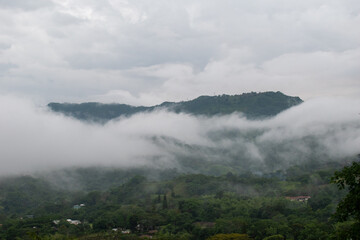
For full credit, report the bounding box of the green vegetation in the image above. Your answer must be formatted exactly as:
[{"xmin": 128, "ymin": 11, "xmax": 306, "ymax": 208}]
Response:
[
  {"xmin": 48, "ymin": 92, "xmax": 303, "ymax": 122},
  {"xmin": 0, "ymin": 158, "xmax": 358, "ymax": 239},
  {"xmin": 331, "ymin": 161, "xmax": 360, "ymax": 239}
]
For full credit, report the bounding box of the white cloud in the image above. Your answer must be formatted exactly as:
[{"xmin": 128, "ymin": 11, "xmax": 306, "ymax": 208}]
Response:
[
  {"xmin": 0, "ymin": 95, "xmax": 359, "ymax": 175},
  {"xmin": 0, "ymin": 0, "xmax": 359, "ymax": 104}
]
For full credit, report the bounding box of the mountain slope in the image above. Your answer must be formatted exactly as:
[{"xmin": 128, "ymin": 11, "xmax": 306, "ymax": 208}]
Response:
[{"xmin": 48, "ymin": 91, "xmax": 303, "ymax": 122}]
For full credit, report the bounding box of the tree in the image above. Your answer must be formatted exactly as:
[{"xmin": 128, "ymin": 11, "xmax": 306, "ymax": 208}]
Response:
[
  {"xmin": 331, "ymin": 162, "xmax": 360, "ymax": 222},
  {"xmin": 263, "ymin": 235, "xmax": 284, "ymax": 240},
  {"xmin": 297, "ymin": 221, "xmax": 328, "ymax": 240},
  {"xmin": 332, "ymin": 221, "xmax": 360, "ymax": 240},
  {"xmin": 163, "ymin": 195, "xmax": 168, "ymax": 209},
  {"xmin": 128, "ymin": 214, "xmax": 139, "ymax": 232},
  {"xmin": 331, "ymin": 161, "xmax": 360, "ymax": 238},
  {"xmin": 207, "ymin": 233, "xmax": 253, "ymax": 240}
]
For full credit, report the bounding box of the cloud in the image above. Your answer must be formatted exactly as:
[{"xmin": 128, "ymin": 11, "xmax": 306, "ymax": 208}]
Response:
[
  {"xmin": 0, "ymin": 1, "xmax": 359, "ymax": 103},
  {"xmin": 111, "ymin": 47, "xmax": 360, "ymax": 105},
  {"xmin": 0, "ymin": 63, "xmax": 17, "ymax": 73},
  {"xmin": 0, "ymin": 95, "xmax": 359, "ymax": 176},
  {"xmin": 0, "ymin": 95, "xmax": 167, "ymax": 175},
  {"xmin": 0, "ymin": 0, "xmax": 53, "ymax": 10}
]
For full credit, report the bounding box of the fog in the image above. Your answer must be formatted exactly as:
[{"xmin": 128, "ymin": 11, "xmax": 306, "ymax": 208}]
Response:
[{"xmin": 0, "ymin": 94, "xmax": 359, "ymax": 176}]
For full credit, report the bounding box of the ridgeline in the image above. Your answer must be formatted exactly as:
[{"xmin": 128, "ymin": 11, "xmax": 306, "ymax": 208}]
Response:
[{"xmin": 48, "ymin": 91, "xmax": 303, "ymax": 122}]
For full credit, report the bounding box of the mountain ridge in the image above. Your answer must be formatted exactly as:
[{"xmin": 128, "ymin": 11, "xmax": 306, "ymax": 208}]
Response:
[{"xmin": 48, "ymin": 91, "xmax": 303, "ymax": 122}]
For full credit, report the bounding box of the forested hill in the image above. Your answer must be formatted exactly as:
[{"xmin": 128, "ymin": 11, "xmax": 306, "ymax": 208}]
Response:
[{"xmin": 48, "ymin": 91, "xmax": 303, "ymax": 122}]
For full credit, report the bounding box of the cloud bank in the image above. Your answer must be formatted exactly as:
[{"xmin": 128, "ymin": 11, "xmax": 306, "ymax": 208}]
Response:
[{"xmin": 1, "ymin": 95, "xmax": 359, "ymax": 176}]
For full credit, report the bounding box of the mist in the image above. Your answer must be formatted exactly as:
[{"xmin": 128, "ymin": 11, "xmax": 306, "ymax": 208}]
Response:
[{"xmin": 1, "ymin": 94, "xmax": 360, "ymax": 176}]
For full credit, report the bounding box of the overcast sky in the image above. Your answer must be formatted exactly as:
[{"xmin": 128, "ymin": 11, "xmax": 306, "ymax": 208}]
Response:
[{"xmin": 0, "ymin": 0, "xmax": 359, "ymax": 105}]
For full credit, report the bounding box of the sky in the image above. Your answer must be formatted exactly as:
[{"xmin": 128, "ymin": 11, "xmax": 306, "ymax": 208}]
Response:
[{"xmin": 0, "ymin": 0, "xmax": 359, "ymax": 105}]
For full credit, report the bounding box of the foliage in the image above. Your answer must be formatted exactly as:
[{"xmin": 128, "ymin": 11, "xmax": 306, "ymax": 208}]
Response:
[
  {"xmin": 263, "ymin": 235, "xmax": 284, "ymax": 240},
  {"xmin": 0, "ymin": 161, "xmax": 356, "ymax": 239},
  {"xmin": 331, "ymin": 221, "xmax": 360, "ymax": 240},
  {"xmin": 207, "ymin": 233, "xmax": 253, "ymax": 240},
  {"xmin": 330, "ymin": 161, "xmax": 360, "ymax": 239},
  {"xmin": 331, "ymin": 161, "xmax": 360, "ymax": 222}
]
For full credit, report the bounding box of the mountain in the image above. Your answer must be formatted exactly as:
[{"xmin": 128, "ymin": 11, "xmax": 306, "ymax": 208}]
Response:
[{"xmin": 48, "ymin": 91, "xmax": 303, "ymax": 122}]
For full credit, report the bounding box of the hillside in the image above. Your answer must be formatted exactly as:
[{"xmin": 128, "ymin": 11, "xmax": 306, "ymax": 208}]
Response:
[
  {"xmin": 47, "ymin": 91, "xmax": 303, "ymax": 122},
  {"xmin": 0, "ymin": 159, "xmax": 355, "ymax": 240}
]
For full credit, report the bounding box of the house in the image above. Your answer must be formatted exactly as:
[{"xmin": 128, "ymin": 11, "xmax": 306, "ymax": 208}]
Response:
[
  {"xmin": 53, "ymin": 220, "xmax": 60, "ymax": 225},
  {"xmin": 73, "ymin": 205, "xmax": 81, "ymax": 210},
  {"xmin": 286, "ymin": 196, "xmax": 311, "ymax": 202},
  {"xmin": 73, "ymin": 203, "xmax": 85, "ymax": 210},
  {"xmin": 121, "ymin": 229, "xmax": 131, "ymax": 234},
  {"xmin": 66, "ymin": 219, "xmax": 81, "ymax": 225}
]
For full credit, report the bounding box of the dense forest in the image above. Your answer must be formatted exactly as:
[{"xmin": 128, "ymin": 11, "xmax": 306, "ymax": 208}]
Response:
[
  {"xmin": 47, "ymin": 92, "xmax": 303, "ymax": 122},
  {"xmin": 0, "ymin": 157, "xmax": 359, "ymax": 240}
]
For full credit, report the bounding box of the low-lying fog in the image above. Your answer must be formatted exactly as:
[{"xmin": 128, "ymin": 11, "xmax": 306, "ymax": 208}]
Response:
[{"xmin": 1, "ymin": 95, "xmax": 359, "ymax": 176}]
